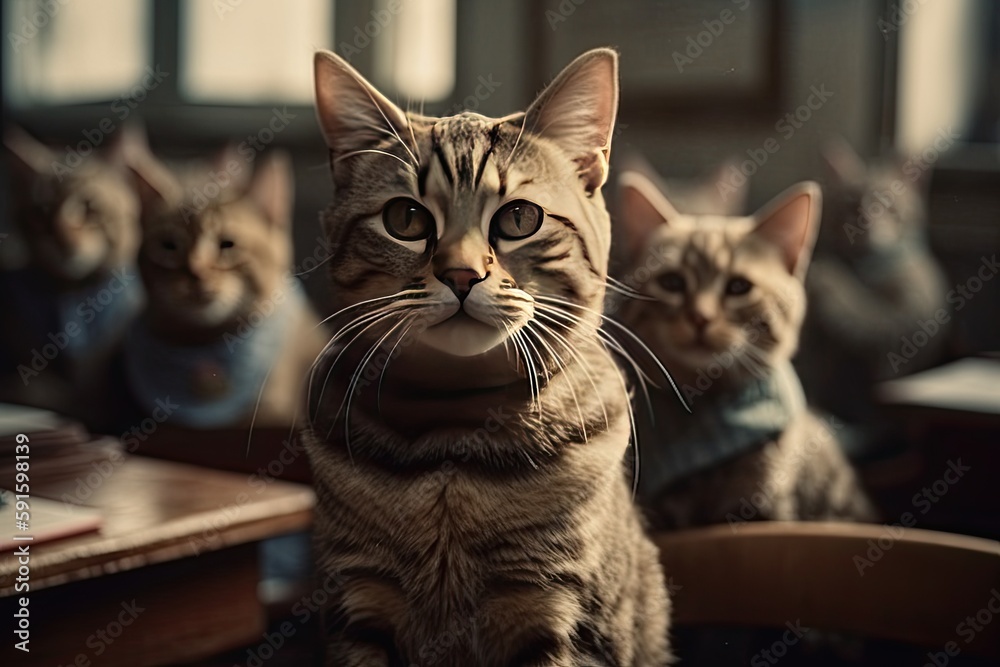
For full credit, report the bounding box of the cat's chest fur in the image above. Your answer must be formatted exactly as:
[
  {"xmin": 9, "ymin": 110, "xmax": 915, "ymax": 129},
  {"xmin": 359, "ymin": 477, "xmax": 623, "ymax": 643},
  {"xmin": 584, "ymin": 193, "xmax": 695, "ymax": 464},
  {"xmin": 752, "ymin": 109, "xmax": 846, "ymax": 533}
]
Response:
[{"xmin": 304, "ymin": 420, "xmax": 631, "ymax": 656}]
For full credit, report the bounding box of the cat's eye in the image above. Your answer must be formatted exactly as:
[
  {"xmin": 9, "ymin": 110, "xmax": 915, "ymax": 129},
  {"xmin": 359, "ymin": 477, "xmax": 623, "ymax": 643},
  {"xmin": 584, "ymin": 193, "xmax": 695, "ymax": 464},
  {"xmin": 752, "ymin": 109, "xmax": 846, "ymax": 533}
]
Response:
[
  {"xmin": 657, "ymin": 271, "xmax": 687, "ymax": 293},
  {"xmin": 219, "ymin": 239, "xmax": 235, "ymax": 250},
  {"xmin": 725, "ymin": 276, "xmax": 753, "ymax": 296},
  {"xmin": 382, "ymin": 197, "xmax": 435, "ymax": 241},
  {"xmin": 491, "ymin": 200, "xmax": 544, "ymax": 241}
]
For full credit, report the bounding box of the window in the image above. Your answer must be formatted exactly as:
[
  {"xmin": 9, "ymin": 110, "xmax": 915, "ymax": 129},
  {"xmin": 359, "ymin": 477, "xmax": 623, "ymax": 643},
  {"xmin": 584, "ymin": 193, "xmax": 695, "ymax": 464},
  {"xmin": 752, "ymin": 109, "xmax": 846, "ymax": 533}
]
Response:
[
  {"xmin": 181, "ymin": 0, "xmax": 332, "ymax": 104},
  {"xmin": 4, "ymin": 0, "xmax": 335, "ymax": 108},
  {"xmin": 4, "ymin": 0, "xmax": 149, "ymax": 105}
]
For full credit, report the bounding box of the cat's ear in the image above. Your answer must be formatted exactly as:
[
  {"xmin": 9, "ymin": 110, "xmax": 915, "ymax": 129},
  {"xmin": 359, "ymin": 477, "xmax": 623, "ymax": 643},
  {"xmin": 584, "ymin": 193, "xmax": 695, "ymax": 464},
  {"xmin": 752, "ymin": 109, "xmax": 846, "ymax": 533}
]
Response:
[
  {"xmin": 751, "ymin": 181, "xmax": 822, "ymax": 278},
  {"xmin": 822, "ymin": 136, "xmax": 867, "ymax": 187},
  {"xmin": 115, "ymin": 125, "xmax": 183, "ymax": 211},
  {"xmin": 314, "ymin": 50, "xmax": 409, "ymax": 159},
  {"xmin": 525, "ymin": 48, "xmax": 619, "ymax": 195},
  {"xmin": 4, "ymin": 126, "xmax": 56, "ymax": 178},
  {"xmin": 617, "ymin": 170, "xmax": 681, "ymax": 257},
  {"xmin": 249, "ymin": 150, "xmax": 294, "ymax": 229},
  {"xmin": 213, "ymin": 143, "xmax": 253, "ymax": 194}
]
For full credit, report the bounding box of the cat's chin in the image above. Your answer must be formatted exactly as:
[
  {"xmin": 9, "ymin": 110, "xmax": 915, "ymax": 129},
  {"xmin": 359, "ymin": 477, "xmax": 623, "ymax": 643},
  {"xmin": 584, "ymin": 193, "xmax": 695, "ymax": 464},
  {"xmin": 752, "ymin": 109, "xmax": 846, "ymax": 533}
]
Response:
[{"xmin": 418, "ymin": 313, "xmax": 509, "ymax": 358}]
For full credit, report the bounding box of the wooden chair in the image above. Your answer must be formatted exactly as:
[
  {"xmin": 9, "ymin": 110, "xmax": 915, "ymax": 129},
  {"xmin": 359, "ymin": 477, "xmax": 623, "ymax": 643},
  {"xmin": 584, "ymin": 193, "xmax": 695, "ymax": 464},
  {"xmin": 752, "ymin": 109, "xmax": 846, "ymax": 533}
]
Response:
[{"xmin": 656, "ymin": 522, "xmax": 1000, "ymax": 659}]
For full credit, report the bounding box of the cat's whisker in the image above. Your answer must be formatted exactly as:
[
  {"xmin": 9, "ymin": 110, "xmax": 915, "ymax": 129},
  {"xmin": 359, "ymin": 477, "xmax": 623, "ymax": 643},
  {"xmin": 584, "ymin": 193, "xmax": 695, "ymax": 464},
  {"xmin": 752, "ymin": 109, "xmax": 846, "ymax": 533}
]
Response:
[
  {"xmin": 353, "ymin": 85, "xmax": 420, "ymax": 168},
  {"xmin": 245, "ymin": 350, "xmax": 281, "ymax": 457},
  {"xmin": 525, "ymin": 321, "xmax": 588, "ymax": 443},
  {"xmin": 605, "ymin": 277, "xmax": 656, "ymax": 301},
  {"xmin": 505, "ymin": 112, "xmax": 528, "ymax": 171},
  {"xmin": 376, "ymin": 315, "xmax": 418, "ymax": 416},
  {"xmin": 528, "ymin": 318, "xmax": 609, "ymax": 431},
  {"xmin": 294, "ymin": 254, "xmax": 333, "ymax": 277},
  {"xmin": 510, "ymin": 328, "xmax": 541, "ymax": 413},
  {"xmin": 316, "ymin": 290, "xmax": 425, "ymax": 328},
  {"xmin": 312, "ymin": 308, "xmax": 410, "ymax": 427},
  {"xmin": 341, "ymin": 317, "xmax": 411, "ymax": 456},
  {"xmin": 404, "ymin": 112, "xmax": 422, "ymax": 167},
  {"xmin": 309, "ymin": 302, "xmax": 405, "ymax": 407},
  {"xmin": 535, "ymin": 295, "xmax": 691, "ymax": 414},
  {"xmin": 534, "ymin": 304, "xmax": 655, "ymax": 421},
  {"xmin": 335, "ymin": 148, "xmax": 416, "ymax": 173},
  {"xmin": 534, "ymin": 310, "xmax": 639, "ymax": 493}
]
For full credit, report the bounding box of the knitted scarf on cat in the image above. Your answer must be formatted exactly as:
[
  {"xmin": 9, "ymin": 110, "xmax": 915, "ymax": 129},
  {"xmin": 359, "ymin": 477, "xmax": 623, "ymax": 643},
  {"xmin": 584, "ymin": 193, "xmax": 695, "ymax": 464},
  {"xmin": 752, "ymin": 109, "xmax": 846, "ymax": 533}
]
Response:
[
  {"xmin": 125, "ymin": 278, "xmax": 307, "ymax": 427},
  {"xmin": 637, "ymin": 361, "xmax": 805, "ymax": 498}
]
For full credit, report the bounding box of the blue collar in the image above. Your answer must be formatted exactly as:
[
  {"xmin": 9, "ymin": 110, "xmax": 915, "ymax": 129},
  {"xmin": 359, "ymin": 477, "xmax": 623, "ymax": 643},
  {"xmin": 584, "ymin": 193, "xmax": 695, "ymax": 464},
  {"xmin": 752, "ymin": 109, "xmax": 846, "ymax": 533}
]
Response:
[
  {"xmin": 125, "ymin": 278, "xmax": 306, "ymax": 428},
  {"xmin": 2, "ymin": 265, "xmax": 144, "ymax": 362},
  {"xmin": 636, "ymin": 361, "xmax": 805, "ymax": 498},
  {"xmin": 56, "ymin": 266, "xmax": 145, "ymax": 357}
]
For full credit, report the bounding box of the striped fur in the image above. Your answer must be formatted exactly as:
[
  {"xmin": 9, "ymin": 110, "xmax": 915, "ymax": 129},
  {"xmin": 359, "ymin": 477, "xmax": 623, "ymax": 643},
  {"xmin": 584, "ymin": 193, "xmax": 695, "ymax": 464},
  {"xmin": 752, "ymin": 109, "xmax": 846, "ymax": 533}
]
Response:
[
  {"xmin": 306, "ymin": 49, "xmax": 672, "ymax": 665},
  {"xmin": 615, "ymin": 171, "xmax": 875, "ymax": 529}
]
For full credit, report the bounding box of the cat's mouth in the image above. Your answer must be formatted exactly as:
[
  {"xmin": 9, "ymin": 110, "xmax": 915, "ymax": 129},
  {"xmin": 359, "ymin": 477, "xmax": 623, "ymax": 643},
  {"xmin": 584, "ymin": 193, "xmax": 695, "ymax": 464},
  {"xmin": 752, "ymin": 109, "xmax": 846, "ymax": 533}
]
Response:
[{"xmin": 418, "ymin": 311, "xmax": 511, "ymax": 357}]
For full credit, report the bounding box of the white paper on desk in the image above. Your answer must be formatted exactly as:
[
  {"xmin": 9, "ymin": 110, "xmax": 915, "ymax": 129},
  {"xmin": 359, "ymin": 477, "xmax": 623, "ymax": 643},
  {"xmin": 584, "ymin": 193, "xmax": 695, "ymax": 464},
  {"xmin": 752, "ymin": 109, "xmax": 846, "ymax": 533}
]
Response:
[
  {"xmin": 876, "ymin": 357, "xmax": 1000, "ymax": 415},
  {"xmin": 0, "ymin": 491, "xmax": 103, "ymax": 551},
  {"xmin": 0, "ymin": 403, "xmax": 66, "ymax": 437}
]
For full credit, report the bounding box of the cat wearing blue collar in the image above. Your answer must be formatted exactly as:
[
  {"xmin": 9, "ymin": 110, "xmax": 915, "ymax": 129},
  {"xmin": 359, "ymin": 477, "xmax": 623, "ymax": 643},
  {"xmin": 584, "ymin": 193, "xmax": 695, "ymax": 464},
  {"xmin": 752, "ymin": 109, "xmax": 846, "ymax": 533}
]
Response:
[
  {"xmin": 1, "ymin": 126, "xmax": 146, "ymax": 422},
  {"xmin": 125, "ymin": 149, "xmax": 326, "ymax": 428},
  {"xmin": 614, "ymin": 169, "xmax": 875, "ymax": 529}
]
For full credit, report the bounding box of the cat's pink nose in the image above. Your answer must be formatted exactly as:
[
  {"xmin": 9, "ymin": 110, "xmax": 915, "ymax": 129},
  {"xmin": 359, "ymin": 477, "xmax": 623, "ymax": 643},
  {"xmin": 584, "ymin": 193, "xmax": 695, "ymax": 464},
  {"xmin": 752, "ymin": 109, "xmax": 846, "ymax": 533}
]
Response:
[
  {"xmin": 690, "ymin": 311, "xmax": 710, "ymax": 330},
  {"xmin": 438, "ymin": 268, "xmax": 488, "ymax": 301}
]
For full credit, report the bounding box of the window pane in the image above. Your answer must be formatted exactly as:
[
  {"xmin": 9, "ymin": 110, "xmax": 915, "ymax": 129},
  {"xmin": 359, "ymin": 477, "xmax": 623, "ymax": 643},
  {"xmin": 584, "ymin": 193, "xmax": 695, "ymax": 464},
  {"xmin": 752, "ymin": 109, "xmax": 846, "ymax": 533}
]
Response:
[
  {"xmin": 181, "ymin": 0, "xmax": 332, "ymax": 104},
  {"xmin": 3, "ymin": 0, "xmax": 149, "ymax": 105},
  {"xmin": 375, "ymin": 0, "xmax": 456, "ymax": 102}
]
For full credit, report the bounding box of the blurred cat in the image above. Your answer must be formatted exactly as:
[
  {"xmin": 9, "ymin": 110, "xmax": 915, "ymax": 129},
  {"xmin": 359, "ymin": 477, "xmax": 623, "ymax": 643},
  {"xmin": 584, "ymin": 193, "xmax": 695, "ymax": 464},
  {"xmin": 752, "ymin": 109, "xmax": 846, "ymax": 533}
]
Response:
[
  {"xmin": 124, "ymin": 149, "xmax": 326, "ymax": 428},
  {"xmin": 796, "ymin": 138, "xmax": 948, "ymax": 435},
  {"xmin": 1, "ymin": 126, "xmax": 146, "ymax": 418},
  {"xmin": 615, "ymin": 170, "xmax": 875, "ymax": 529}
]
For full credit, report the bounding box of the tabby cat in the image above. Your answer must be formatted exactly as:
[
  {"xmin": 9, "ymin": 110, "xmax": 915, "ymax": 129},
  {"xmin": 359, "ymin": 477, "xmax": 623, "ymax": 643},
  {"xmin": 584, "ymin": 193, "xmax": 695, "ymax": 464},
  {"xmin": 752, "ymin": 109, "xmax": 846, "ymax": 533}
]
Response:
[
  {"xmin": 125, "ymin": 149, "xmax": 325, "ymax": 427},
  {"xmin": 1, "ymin": 126, "xmax": 145, "ymax": 418},
  {"xmin": 797, "ymin": 138, "xmax": 948, "ymax": 432},
  {"xmin": 615, "ymin": 169, "xmax": 875, "ymax": 530},
  {"xmin": 304, "ymin": 48, "xmax": 672, "ymax": 666}
]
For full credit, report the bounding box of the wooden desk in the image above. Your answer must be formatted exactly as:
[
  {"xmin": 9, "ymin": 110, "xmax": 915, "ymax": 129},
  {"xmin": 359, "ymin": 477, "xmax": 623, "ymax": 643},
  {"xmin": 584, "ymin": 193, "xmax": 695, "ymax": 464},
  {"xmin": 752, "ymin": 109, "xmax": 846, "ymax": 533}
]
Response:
[
  {"xmin": 874, "ymin": 357, "xmax": 1000, "ymax": 540},
  {"xmin": 0, "ymin": 455, "xmax": 314, "ymax": 666}
]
